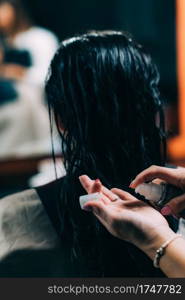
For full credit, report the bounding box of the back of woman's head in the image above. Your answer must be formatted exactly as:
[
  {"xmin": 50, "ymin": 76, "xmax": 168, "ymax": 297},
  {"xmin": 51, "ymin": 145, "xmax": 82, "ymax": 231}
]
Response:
[
  {"xmin": 46, "ymin": 31, "xmax": 166, "ymax": 277},
  {"xmin": 46, "ymin": 30, "xmax": 165, "ymax": 187}
]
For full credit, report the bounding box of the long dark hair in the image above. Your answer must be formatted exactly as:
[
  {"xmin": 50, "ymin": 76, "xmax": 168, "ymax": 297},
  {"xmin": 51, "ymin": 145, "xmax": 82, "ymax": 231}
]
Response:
[{"xmin": 46, "ymin": 31, "xmax": 166, "ymax": 276}]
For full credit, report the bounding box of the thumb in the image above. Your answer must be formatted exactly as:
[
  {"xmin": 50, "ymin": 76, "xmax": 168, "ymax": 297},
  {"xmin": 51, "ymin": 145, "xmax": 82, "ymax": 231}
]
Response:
[
  {"xmin": 83, "ymin": 200, "xmax": 112, "ymax": 230},
  {"xmin": 161, "ymin": 193, "xmax": 185, "ymax": 217},
  {"xmin": 83, "ymin": 200, "xmax": 109, "ymax": 219}
]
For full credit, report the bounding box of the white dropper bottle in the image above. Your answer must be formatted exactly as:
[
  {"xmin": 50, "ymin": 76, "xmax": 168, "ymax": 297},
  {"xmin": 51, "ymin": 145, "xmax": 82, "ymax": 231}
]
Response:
[
  {"xmin": 135, "ymin": 182, "xmax": 183, "ymax": 208},
  {"xmin": 135, "ymin": 183, "xmax": 165, "ymax": 203}
]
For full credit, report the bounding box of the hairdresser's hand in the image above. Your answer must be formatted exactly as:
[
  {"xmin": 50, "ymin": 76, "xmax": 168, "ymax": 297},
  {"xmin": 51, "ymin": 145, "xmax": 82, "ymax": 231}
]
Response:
[
  {"xmin": 130, "ymin": 165, "xmax": 185, "ymax": 218},
  {"xmin": 79, "ymin": 175, "xmax": 175, "ymax": 258},
  {"xmin": 79, "ymin": 175, "xmax": 120, "ymax": 203},
  {"xmin": 0, "ymin": 63, "xmax": 26, "ymax": 80}
]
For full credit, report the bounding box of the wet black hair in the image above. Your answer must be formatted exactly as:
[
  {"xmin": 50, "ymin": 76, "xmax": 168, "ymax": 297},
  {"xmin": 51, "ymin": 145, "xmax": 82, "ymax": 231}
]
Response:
[{"xmin": 46, "ymin": 31, "xmax": 166, "ymax": 276}]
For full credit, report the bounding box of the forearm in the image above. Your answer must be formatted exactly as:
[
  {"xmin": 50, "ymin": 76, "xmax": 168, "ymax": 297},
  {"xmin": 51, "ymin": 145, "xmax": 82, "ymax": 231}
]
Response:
[{"xmin": 141, "ymin": 228, "xmax": 185, "ymax": 277}]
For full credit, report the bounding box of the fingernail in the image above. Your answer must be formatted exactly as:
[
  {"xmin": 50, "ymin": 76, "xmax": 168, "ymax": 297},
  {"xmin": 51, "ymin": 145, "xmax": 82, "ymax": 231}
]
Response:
[
  {"xmin": 95, "ymin": 179, "xmax": 101, "ymax": 184},
  {"xmin": 129, "ymin": 180, "xmax": 135, "ymax": 188},
  {"xmin": 161, "ymin": 206, "xmax": 172, "ymax": 216}
]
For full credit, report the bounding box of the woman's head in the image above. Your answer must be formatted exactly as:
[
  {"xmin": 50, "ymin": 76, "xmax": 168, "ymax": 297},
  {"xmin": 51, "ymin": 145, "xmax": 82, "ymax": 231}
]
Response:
[
  {"xmin": 0, "ymin": 0, "xmax": 31, "ymax": 34},
  {"xmin": 46, "ymin": 30, "xmax": 165, "ymax": 187}
]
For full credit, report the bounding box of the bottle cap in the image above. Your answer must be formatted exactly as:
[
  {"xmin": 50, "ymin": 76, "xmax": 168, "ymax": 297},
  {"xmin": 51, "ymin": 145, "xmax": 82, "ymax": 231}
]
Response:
[
  {"xmin": 135, "ymin": 183, "xmax": 164, "ymax": 202},
  {"xmin": 79, "ymin": 193, "xmax": 101, "ymax": 209}
]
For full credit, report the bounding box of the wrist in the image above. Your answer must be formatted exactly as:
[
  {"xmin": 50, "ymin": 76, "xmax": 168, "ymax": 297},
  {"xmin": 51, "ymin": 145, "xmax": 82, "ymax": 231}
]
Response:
[{"xmin": 139, "ymin": 227, "xmax": 177, "ymax": 260}]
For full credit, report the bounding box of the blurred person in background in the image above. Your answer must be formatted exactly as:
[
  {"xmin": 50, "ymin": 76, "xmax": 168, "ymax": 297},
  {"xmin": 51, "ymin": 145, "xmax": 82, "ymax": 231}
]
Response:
[
  {"xmin": 0, "ymin": 31, "xmax": 179, "ymax": 277},
  {"xmin": 0, "ymin": 0, "xmax": 59, "ymax": 157}
]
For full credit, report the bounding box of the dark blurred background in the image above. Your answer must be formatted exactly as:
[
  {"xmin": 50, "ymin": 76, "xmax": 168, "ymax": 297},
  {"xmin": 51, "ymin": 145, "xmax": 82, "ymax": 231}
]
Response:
[{"xmin": 27, "ymin": 0, "xmax": 177, "ymax": 104}]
